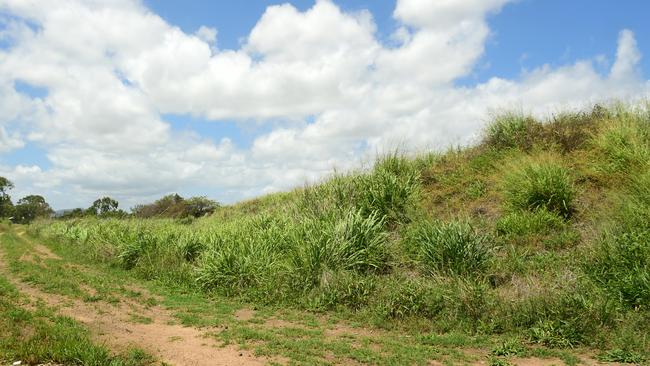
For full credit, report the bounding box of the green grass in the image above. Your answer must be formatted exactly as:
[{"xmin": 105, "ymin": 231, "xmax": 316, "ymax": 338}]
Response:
[
  {"xmin": 0, "ymin": 271, "xmax": 152, "ymax": 366},
  {"xmin": 502, "ymin": 158, "xmax": 576, "ymax": 218},
  {"xmin": 23, "ymin": 103, "xmax": 650, "ymax": 363}
]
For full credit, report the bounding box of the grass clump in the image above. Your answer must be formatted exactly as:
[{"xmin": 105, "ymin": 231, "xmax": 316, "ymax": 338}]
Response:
[
  {"xmin": 591, "ymin": 105, "xmax": 650, "ymax": 174},
  {"xmin": 496, "ymin": 209, "xmax": 565, "ymax": 237},
  {"xmin": 502, "ymin": 160, "xmax": 575, "ymax": 218},
  {"xmin": 484, "ymin": 113, "xmax": 540, "ymax": 151},
  {"xmin": 586, "ymin": 229, "xmax": 650, "ymax": 308},
  {"xmin": 406, "ymin": 220, "xmax": 492, "ymax": 277},
  {"xmin": 358, "ymin": 152, "xmax": 421, "ymax": 224}
]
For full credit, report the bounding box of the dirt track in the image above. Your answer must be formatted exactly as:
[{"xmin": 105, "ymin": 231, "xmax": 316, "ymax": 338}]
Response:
[{"xmin": 0, "ymin": 231, "xmax": 267, "ymax": 366}]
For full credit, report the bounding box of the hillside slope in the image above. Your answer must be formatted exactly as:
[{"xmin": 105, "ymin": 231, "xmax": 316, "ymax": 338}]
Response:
[{"xmin": 32, "ymin": 103, "xmax": 650, "ymax": 361}]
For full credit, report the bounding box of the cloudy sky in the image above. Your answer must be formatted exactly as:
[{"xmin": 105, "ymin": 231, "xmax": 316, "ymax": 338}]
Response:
[{"xmin": 0, "ymin": 0, "xmax": 649, "ymax": 210}]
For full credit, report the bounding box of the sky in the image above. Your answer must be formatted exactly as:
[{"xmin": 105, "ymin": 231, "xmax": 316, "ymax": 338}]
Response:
[{"xmin": 0, "ymin": 0, "xmax": 649, "ymax": 210}]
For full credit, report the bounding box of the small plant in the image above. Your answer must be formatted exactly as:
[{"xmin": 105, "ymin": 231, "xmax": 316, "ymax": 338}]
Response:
[
  {"xmin": 503, "ymin": 161, "xmax": 575, "ymax": 218},
  {"xmin": 407, "ymin": 220, "xmax": 492, "ymax": 277},
  {"xmin": 491, "ymin": 338, "xmax": 526, "ymax": 357},
  {"xmin": 466, "ymin": 180, "xmax": 487, "ymax": 199},
  {"xmin": 598, "ymin": 349, "xmax": 646, "ymax": 364},
  {"xmin": 528, "ymin": 319, "xmax": 583, "ymax": 348},
  {"xmin": 487, "ymin": 356, "xmax": 514, "ymax": 366}
]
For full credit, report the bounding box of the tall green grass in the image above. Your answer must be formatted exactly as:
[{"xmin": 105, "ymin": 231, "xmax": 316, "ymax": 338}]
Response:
[
  {"xmin": 30, "ymin": 104, "xmax": 650, "ymax": 356},
  {"xmin": 502, "ymin": 160, "xmax": 575, "ymax": 218}
]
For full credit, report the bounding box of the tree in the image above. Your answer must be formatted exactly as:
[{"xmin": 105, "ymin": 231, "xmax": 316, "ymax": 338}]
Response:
[
  {"xmin": 184, "ymin": 196, "xmax": 219, "ymax": 218},
  {"xmin": 0, "ymin": 176, "xmax": 14, "ymax": 218},
  {"xmin": 132, "ymin": 194, "xmax": 220, "ymax": 219},
  {"xmin": 89, "ymin": 197, "xmax": 119, "ymax": 216},
  {"xmin": 13, "ymin": 195, "xmax": 54, "ymax": 224},
  {"xmin": 58, "ymin": 208, "xmax": 85, "ymax": 219}
]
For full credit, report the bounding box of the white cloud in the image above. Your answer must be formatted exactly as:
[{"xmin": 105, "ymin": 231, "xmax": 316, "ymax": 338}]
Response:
[
  {"xmin": 195, "ymin": 25, "xmax": 217, "ymax": 46},
  {"xmin": 0, "ymin": 0, "xmax": 647, "ymax": 209}
]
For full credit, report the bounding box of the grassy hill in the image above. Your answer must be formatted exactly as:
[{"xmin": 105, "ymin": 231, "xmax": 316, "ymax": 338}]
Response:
[{"xmin": 31, "ymin": 103, "xmax": 650, "ymax": 361}]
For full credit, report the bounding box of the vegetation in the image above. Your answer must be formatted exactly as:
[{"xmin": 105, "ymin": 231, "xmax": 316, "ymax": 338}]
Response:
[
  {"xmin": 0, "ymin": 251, "xmax": 152, "ymax": 365},
  {"xmin": 131, "ymin": 193, "xmax": 219, "ymax": 219},
  {"xmin": 8, "ymin": 102, "xmax": 650, "ymax": 362}
]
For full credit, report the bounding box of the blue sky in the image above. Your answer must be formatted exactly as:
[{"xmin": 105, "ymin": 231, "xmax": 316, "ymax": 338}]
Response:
[{"xmin": 1, "ymin": 0, "xmax": 649, "ymax": 209}]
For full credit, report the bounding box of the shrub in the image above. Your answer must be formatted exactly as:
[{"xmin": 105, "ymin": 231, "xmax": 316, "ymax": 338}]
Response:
[
  {"xmin": 543, "ymin": 110, "xmax": 601, "ymax": 153},
  {"xmin": 503, "ymin": 161, "xmax": 575, "ymax": 218},
  {"xmin": 406, "ymin": 220, "xmax": 492, "ymax": 277}
]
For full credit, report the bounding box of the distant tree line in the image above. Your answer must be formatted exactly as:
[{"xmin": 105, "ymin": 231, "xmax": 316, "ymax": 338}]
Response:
[
  {"xmin": 0, "ymin": 177, "xmax": 54, "ymax": 223},
  {"xmin": 59, "ymin": 193, "xmax": 219, "ymax": 220},
  {"xmin": 131, "ymin": 194, "xmax": 219, "ymax": 219},
  {"xmin": 0, "ymin": 175, "xmax": 220, "ymax": 223}
]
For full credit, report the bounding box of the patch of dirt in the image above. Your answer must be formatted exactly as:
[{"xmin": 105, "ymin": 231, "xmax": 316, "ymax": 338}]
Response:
[
  {"xmin": 324, "ymin": 323, "xmax": 379, "ymax": 338},
  {"xmin": 0, "ymin": 235, "xmax": 269, "ymax": 366},
  {"xmin": 33, "ymin": 244, "xmax": 61, "ymax": 260},
  {"xmin": 511, "ymin": 357, "xmax": 566, "ymax": 366},
  {"xmin": 262, "ymin": 317, "xmax": 299, "ymax": 329},
  {"xmin": 18, "ymin": 253, "xmax": 40, "ymax": 264},
  {"xmin": 235, "ymin": 308, "xmax": 256, "ymax": 321}
]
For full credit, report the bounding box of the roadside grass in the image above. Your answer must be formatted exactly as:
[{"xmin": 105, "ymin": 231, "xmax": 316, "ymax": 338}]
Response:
[
  {"xmin": 0, "ymin": 266, "xmax": 153, "ymax": 365},
  {"xmin": 2, "ymin": 225, "xmax": 609, "ymax": 365},
  {"xmin": 23, "ymin": 103, "xmax": 650, "ymax": 363}
]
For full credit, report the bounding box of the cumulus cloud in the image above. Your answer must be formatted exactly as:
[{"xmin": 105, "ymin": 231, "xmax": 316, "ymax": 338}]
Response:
[{"xmin": 0, "ymin": 0, "xmax": 647, "ymax": 209}]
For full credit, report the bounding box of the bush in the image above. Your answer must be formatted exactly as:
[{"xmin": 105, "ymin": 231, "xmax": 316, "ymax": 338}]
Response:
[
  {"xmin": 406, "ymin": 220, "xmax": 492, "ymax": 277},
  {"xmin": 503, "ymin": 161, "xmax": 575, "ymax": 218}
]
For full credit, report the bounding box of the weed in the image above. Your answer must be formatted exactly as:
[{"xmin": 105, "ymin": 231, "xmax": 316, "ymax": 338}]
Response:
[
  {"xmin": 598, "ymin": 349, "xmax": 646, "ymax": 364},
  {"xmin": 491, "ymin": 338, "xmax": 526, "ymax": 357}
]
